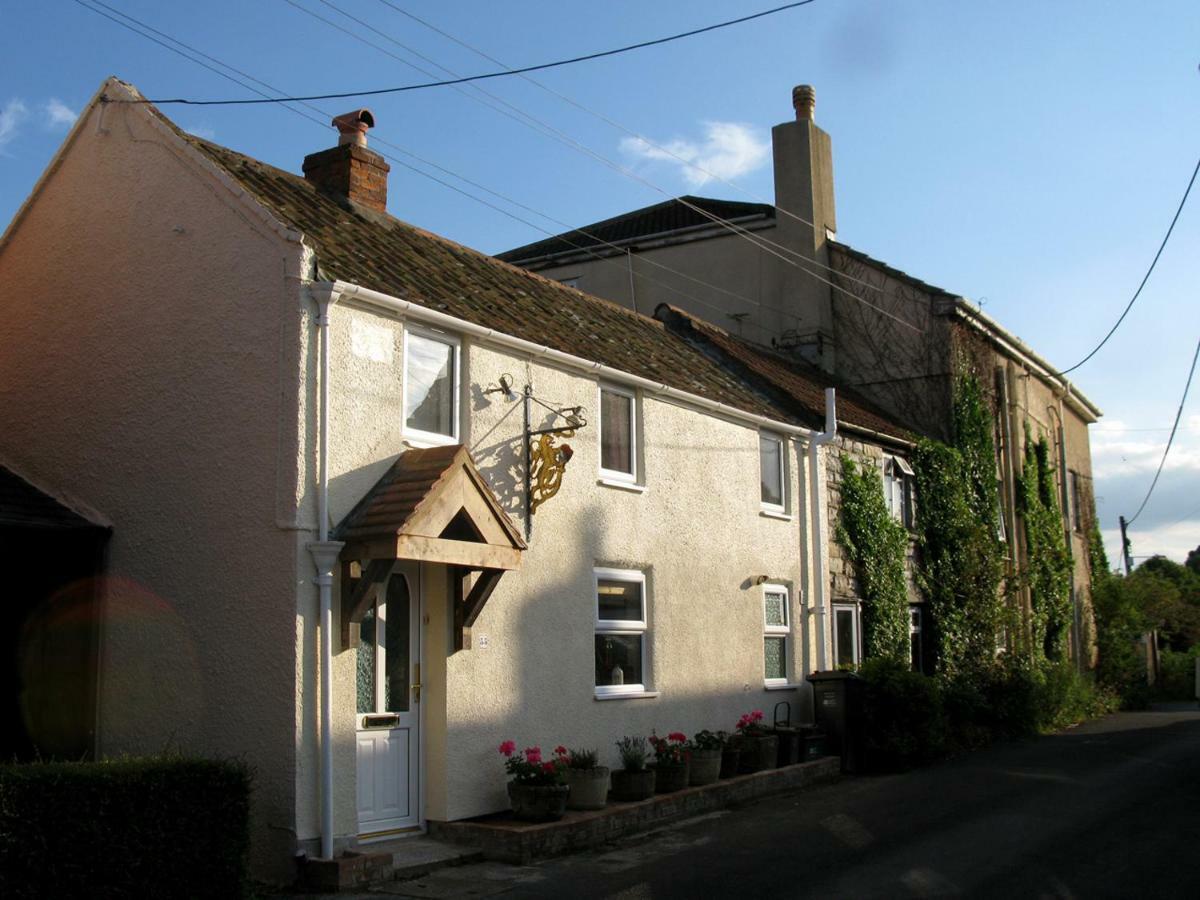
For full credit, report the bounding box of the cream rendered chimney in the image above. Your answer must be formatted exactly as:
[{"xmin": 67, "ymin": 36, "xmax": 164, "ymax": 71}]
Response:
[{"xmin": 769, "ymin": 84, "xmax": 837, "ymax": 371}]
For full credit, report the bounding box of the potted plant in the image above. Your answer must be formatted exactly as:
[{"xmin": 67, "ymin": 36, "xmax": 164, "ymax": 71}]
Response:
[
  {"xmin": 610, "ymin": 736, "xmax": 656, "ymax": 801},
  {"xmin": 561, "ymin": 747, "xmax": 610, "ymax": 811},
  {"xmin": 686, "ymin": 730, "xmax": 724, "ymax": 786},
  {"xmin": 649, "ymin": 731, "xmax": 690, "ymax": 793},
  {"xmin": 498, "ymin": 741, "xmax": 569, "ymax": 821},
  {"xmin": 717, "ymin": 730, "xmax": 741, "ymax": 778},
  {"xmin": 734, "ymin": 710, "xmax": 778, "ymax": 774}
]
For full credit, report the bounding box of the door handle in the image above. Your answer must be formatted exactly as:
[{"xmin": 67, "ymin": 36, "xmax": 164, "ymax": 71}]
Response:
[{"xmin": 412, "ymin": 663, "xmax": 421, "ymax": 703}]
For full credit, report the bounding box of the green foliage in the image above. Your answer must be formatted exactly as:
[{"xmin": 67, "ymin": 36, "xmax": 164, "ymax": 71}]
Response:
[
  {"xmin": 857, "ymin": 658, "xmax": 1115, "ymax": 773},
  {"xmin": 836, "ymin": 455, "xmax": 911, "ymax": 663},
  {"xmin": 566, "ymin": 748, "xmax": 599, "ymax": 769},
  {"xmin": 1088, "ymin": 524, "xmax": 1110, "ymax": 580},
  {"xmin": 615, "ymin": 735, "xmax": 649, "ymax": 771},
  {"xmin": 1017, "ymin": 431, "xmax": 1073, "ymax": 662},
  {"xmin": 0, "ymin": 755, "xmax": 251, "ymax": 899},
  {"xmin": 1092, "ymin": 572, "xmax": 1152, "ymax": 707},
  {"xmin": 1158, "ymin": 647, "xmax": 1200, "ymax": 700}
]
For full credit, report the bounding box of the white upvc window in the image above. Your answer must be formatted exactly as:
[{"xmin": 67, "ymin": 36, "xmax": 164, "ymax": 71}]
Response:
[
  {"xmin": 402, "ymin": 326, "xmax": 460, "ymax": 445},
  {"xmin": 763, "ymin": 586, "xmax": 790, "ymax": 686},
  {"xmin": 883, "ymin": 455, "xmax": 914, "ymax": 529},
  {"xmin": 759, "ymin": 432, "xmax": 786, "ymax": 512},
  {"xmin": 594, "ymin": 567, "xmax": 647, "ymax": 696},
  {"xmin": 598, "ymin": 384, "xmax": 637, "ymax": 483},
  {"xmin": 832, "ymin": 602, "xmax": 862, "ymax": 669}
]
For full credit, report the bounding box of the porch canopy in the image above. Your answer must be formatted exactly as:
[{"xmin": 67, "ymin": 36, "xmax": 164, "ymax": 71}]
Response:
[{"xmin": 332, "ymin": 444, "xmax": 526, "ymax": 651}]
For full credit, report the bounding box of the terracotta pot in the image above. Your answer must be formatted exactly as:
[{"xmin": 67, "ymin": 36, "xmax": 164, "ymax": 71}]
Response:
[
  {"xmin": 610, "ymin": 768, "xmax": 656, "ymax": 801},
  {"xmin": 652, "ymin": 761, "xmax": 689, "ymax": 793},
  {"xmin": 507, "ymin": 781, "xmax": 569, "ymax": 822},
  {"xmin": 688, "ymin": 749, "xmax": 722, "ymax": 785},
  {"xmin": 563, "ymin": 766, "xmax": 610, "ymax": 811},
  {"xmin": 719, "ymin": 747, "xmax": 741, "ymax": 778}
]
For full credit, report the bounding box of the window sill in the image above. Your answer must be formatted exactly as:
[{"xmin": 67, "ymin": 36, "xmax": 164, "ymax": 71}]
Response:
[
  {"xmin": 403, "ymin": 432, "xmax": 459, "ymax": 450},
  {"xmin": 593, "ymin": 690, "xmax": 659, "ymax": 701},
  {"xmin": 597, "ymin": 478, "xmax": 647, "ymax": 494},
  {"xmin": 759, "ymin": 507, "xmax": 792, "ymax": 522},
  {"xmin": 764, "ymin": 681, "xmax": 802, "ymax": 691}
]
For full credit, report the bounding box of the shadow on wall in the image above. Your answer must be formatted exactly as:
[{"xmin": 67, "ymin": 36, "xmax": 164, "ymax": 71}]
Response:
[{"xmin": 444, "ymin": 502, "xmax": 815, "ymax": 818}]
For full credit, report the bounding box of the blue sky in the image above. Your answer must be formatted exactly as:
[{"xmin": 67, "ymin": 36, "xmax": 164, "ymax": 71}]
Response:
[{"xmin": 3, "ymin": 0, "xmax": 1198, "ymax": 566}]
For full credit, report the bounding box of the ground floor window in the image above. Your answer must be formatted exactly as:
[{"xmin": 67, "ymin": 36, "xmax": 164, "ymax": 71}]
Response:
[
  {"xmin": 832, "ymin": 602, "xmax": 861, "ymax": 669},
  {"xmin": 763, "ymin": 585, "xmax": 790, "ymax": 685},
  {"xmin": 909, "ymin": 605, "xmax": 923, "ymax": 673},
  {"xmin": 594, "ymin": 567, "xmax": 647, "ymax": 695}
]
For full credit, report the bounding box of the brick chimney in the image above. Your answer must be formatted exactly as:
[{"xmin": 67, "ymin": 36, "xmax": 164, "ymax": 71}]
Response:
[{"xmin": 302, "ymin": 109, "xmax": 390, "ymax": 213}]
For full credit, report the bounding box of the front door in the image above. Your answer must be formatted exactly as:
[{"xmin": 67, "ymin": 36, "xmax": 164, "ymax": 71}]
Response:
[{"xmin": 355, "ymin": 562, "xmax": 421, "ymax": 837}]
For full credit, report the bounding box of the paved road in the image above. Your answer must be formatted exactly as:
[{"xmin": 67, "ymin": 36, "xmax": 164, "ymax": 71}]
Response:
[{"xmin": 379, "ymin": 707, "xmax": 1200, "ymax": 899}]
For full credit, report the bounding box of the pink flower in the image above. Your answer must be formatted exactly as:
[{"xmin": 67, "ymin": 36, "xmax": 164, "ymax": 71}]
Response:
[
  {"xmin": 668, "ymin": 732, "xmax": 687, "ymax": 743},
  {"xmin": 498, "ymin": 740, "xmax": 516, "ymax": 756},
  {"xmin": 750, "ymin": 710, "xmax": 764, "ymax": 722},
  {"xmin": 542, "ymin": 762, "xmax": 556, "ymax": 774},
  {"xmin": 554, "ymin": 745, "xmax": 568, "ymax": 756},
  {"xmin": 525, "ymin": 746, "xmax": 542, "ymax": 764}
]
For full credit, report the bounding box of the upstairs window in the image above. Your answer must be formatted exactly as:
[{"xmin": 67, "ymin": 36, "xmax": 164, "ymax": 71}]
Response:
[
  {"xmin": 599, "ymin": 385, "xmax": 637, "ymax": 482},
  {"xmin": 763, "ymin": 586, "xmax": 790, "ymax": 685},
  {"xmin": 594, "ymin": 568, "xmax": 647, "ymax": 695},
  {"xmin": 1068, "ymin": 470, "xmax": 1083, "ymax": 532},
  {"xmin": 403, "ymin": 328, "xmax": 459, "ymax": 443},
  {"xmin": 883, "ymin": 455, "xmax": 914, "ymax": 529},
  {"xmin": 760, "ymin": 433, "xmax": 785, "ymax": 511},
  {"xmin": 909, "ymin": 606, "xmax": 924, "ymax": 673}
]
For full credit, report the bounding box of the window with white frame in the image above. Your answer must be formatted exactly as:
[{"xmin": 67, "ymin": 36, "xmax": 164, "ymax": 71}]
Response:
[
  {"xmin": 759, "ymin": 433, "xmax": 786, "ymax": 510},
  {"xmin": 763, "ymin": 586, "xmax": 790, "ymax": 685},
  {"xmin": 883, "ymin": 455, "xmax": 914, "ymax": 529},
  {"xmin": 598, "ymin": 385, "xmax": 637, "ymax": 482},
  {"xmin": 403, "ymin": 328, "xmax": 459, "ymax": 443},
  {"xmin": 594, "ymin": 568, "xmax": 646, "ymax": 695},
  {"xmin": 832, "ymin": 602, "xmax": 861, "ymax": 669},
  {"xmin": 909, "ymin": 606, "xmax": 923, "ymax": 673}
]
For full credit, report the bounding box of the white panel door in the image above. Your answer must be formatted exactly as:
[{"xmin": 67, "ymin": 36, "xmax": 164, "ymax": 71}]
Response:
[{"xmin": 355, "ymin": 563, "xmax": 421, "ymax": 836}]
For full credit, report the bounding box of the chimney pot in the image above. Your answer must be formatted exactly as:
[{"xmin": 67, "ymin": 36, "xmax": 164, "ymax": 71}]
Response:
[
  {"xmin": 792, "ymin": 84, "xmax": 816, "ymax": 121},
  {"xmin": 331, "ymin": 108, "xmax": 375, "ymax": 148}
]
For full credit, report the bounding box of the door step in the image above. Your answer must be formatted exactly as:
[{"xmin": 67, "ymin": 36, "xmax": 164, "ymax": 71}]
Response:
[{"xmin": 297, "ymin": 837, "xmax": 483, "ymax": 893}]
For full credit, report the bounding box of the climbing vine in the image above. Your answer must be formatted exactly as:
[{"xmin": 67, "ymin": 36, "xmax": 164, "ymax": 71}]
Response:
[
  {"xmin": 1017, "ymin": 431, "xmax": 1073, "ymax": 662},
  {"xmin": 912, "ymin": 374, "xmax": 1005, "ymax": 679},
  {"xmin": 836, "ymin": 455, "xmax": 911, "ymax": 663}
]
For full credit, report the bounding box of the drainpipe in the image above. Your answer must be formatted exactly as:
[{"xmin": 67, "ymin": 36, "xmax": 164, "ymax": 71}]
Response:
[
  {"xmin": 306, "ymin": 284, "xmax": 345, "ymax": 860},
  {"xmin": 808, "ymin": 388, "xmax": 837, "ymax": 671}
]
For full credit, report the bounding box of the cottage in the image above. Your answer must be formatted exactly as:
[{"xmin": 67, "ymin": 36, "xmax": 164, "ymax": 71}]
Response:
[{"xmin": 0, "ymin": 78, "xmax": 920, "ymax": 879}]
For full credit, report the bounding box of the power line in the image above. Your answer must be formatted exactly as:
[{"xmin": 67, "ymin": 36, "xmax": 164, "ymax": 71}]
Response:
[
  {"xmin": 1126, "ymin": 332, "xmax": 1200, "ymax": 526},
  {"xmin": 1056, "ymin": 152, "xmax": 1200, "ymax": 377},
  {"xmin": 287, "ymin": 0, "xmax": 922, "ymax": 333},
  {"xmin": 111, "ymin": 1, "xmax": 818, "ymax": 106}
]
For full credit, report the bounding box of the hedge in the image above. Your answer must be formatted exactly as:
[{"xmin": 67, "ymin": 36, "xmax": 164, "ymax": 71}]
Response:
[{"xmin": 0, "ymin": 756, "xmax": 251, "ymax": 899}]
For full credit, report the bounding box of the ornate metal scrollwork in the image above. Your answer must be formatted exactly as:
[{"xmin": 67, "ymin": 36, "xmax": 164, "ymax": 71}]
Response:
[{"xmin": 529, "ymin": 431, "xmax": 575, "ymax": 514}]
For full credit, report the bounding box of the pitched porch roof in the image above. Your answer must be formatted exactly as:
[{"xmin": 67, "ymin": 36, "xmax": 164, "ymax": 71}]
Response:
[{"xmin": 332, "ymin": 444, "xmax": 524, "ymax": 650}]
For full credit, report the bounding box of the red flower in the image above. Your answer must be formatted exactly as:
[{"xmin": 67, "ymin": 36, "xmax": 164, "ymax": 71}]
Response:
[
  {"xmin": 668, "ymin": 732, "xmax": 687, "ymax": 743},
  {"xmin": 554, "ymin": 745, "xmax": 568, "ymax": 756},
  {"xmin": 542, "ymin": 762, "xmax": 556, "ymax": 773},
  {"xmin": 525, "ymin": 746, "xmax": 542, "ymax": 764},
  {"xmin": 498, "ymin": 740, "xmax": 516, "ymax": 756}
]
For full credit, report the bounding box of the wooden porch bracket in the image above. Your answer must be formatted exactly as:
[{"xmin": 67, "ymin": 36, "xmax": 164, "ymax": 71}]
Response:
[
  {"xmin": 340, "ymin": 558, "xmax": 393, "ymax": 649},
  {"xmin": 451, "ymin": 566, "xmax": 504, "ymax": 652}
]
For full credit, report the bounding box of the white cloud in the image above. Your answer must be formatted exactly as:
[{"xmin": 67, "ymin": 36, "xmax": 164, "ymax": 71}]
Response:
[
  {"xmin": 44, "ymin": 98, "xmax": 77, "ymax": 129},
  {"xmin": 1089, "ymin": 416, "xmax": 1200, "ymax": 480},
  {"xmin": 0, "ymin": 99, "xmax": 29, "ymax": 152},
  {"xmin": 1102, "ymin": 520, "xmax": 1200, "ymax": 567},
  {"xmin": 619, "ymin": 121, "xmax": 770, "ymax": 188}
]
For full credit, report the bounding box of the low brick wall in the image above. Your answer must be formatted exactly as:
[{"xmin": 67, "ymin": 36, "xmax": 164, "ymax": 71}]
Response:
[{"xmin": 428, "ymin": 756, "xmax": 840, "ymax": 864}]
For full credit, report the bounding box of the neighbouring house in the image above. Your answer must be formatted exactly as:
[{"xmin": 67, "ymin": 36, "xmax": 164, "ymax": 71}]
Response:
[
  {"xmin": 499, "ymin": 83, "xmax": 1103, "ymax": 669},
  {"xmin": 0, "ymin": 78, "xmax": 920, "ymax": 881}
]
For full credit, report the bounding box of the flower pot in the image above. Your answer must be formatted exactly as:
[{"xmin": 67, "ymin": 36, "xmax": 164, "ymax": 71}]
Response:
[
  {"xmin": 736, "ymin": 735, "xmax": 779, "ymax": 773},
  {"xmin": 719, "ymin": 746, "xmax": 741, "ymax": 778},
  {"xmin": 772, "ymin": 727, "xmax": 801, "ymax": 767},
  {"xmin": 688, "ymin": 749, "xmax": 722, "ymax": 786},
  {"xmin": 610, "ymin": 768, "xmax": 656, "ymax": 801},
  {"xmin": 652, "ymin": 761, "xmax": 689, "ymax": 793},
  {"xmin": 507, "ymin": 781, "xmax": 569, "ymax": 822},
  {"xmin": 563, "ymin": 766, "xmax": 610, "ymax": 811}
]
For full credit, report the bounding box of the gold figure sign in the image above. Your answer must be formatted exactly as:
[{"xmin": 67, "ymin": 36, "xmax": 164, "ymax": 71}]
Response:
[{"xmin": 529, "ymin": 431, "xmax": 575, "ymax": 514}]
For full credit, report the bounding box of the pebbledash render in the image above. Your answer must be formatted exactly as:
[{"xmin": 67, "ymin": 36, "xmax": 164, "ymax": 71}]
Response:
[{"xmin": 0, "ymin": 77, "xmax": 920, "ymax": 881}]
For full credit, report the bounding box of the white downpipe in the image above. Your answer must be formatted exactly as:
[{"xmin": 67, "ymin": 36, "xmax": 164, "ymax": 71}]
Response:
[
  {"xmin": 307, "ymin": 285, "xmax": 344, "ymax": 860},
  {"xmin": 808, "ymin": 388, "xmax": 837, "ymax": 672}
]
